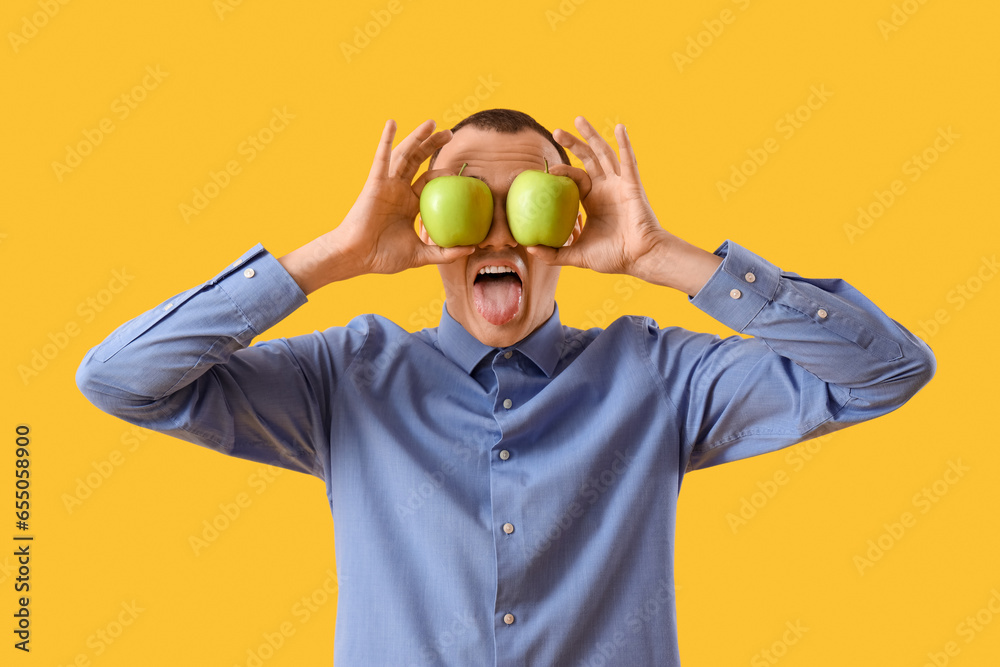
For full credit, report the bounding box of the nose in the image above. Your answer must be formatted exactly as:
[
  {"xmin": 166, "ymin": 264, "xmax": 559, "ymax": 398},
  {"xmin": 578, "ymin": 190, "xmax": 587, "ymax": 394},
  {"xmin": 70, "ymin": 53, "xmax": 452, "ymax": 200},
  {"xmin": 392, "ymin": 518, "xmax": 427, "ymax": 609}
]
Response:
[{"xmin": 479, "ymin": 191, "xmax": 517, "ymax": 249}]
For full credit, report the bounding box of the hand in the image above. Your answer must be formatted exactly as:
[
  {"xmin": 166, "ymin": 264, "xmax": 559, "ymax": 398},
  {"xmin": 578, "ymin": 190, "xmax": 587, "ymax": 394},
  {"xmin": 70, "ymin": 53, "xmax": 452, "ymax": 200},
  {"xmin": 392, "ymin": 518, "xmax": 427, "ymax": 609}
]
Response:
[
  {"xmin": 279, "ymin": 119, "xmax": 473, "ymax": 294},
  {"xmin": 331, "ymin": 119, "xmax": 475, "ymax": 275},
  {"xmin": 526, "ymin": 116, "xmax": 668, "ymax": 282}
]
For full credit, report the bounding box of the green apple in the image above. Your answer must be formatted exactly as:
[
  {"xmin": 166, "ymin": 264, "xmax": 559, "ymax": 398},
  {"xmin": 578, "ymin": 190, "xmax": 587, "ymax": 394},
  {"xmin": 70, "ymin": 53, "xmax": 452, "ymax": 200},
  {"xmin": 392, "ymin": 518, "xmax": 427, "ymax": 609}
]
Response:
[
  {"xmin": 506, "ymin": 158, "xmax": 580, "ymax": 247},
  {"xmin": 419, "ymin": 163, "xmax": 494, "ymax": 247}
]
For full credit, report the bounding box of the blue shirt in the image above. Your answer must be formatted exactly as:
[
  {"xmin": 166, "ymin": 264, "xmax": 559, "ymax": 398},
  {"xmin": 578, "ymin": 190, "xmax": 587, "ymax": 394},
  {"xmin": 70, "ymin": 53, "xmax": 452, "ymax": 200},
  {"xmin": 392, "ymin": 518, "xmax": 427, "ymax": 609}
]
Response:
[{"xmin": 76, "ymin": 240, "xmax": 934, "ymax": 666}]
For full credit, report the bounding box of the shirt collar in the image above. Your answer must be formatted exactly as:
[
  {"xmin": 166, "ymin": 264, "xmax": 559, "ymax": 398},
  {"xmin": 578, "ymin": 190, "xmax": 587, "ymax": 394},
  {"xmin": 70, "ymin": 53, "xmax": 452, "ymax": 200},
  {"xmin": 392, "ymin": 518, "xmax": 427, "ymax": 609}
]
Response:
[{"xmin": 437, "ymin": 303, "xmax": 565, "ymax": 378}]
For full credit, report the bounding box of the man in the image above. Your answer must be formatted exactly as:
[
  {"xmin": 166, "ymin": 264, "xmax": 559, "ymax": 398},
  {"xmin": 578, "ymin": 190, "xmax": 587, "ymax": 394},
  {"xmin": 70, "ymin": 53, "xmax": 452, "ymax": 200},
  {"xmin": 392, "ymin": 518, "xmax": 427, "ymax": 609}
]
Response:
[{"xmin": 77, "ymin": 108, "xmax": 935, "ymax": 666}]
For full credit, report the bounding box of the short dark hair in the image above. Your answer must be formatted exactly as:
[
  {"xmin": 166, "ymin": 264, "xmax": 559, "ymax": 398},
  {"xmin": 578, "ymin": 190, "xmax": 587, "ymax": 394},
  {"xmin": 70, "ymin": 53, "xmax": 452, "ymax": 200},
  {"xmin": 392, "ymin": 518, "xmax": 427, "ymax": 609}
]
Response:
[{"xmin": 429, "ymin": 108, "xmax": 570, "ymax": 168}]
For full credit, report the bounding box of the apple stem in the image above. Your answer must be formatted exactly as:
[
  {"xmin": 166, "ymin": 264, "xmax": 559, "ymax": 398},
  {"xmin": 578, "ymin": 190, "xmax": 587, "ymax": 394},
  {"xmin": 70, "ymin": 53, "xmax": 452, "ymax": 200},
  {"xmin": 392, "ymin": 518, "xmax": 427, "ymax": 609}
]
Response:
[
  {"xmin": 458, "ymin": 162, "xmax": 468, "ymax": 177},
  {"xmin": 544, "ymin": 157, "xmax": 549, "ymax": 174}
]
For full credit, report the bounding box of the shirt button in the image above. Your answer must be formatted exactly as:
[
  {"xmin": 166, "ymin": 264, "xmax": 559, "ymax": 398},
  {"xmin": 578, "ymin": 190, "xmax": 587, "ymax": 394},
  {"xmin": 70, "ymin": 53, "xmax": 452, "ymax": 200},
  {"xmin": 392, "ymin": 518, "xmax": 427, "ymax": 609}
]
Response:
[
  {"xmin": 817, "ymin": 308, "xmax": 828, "ymax": 319},
  {"xmin": 164, "ymin": 303, "xmax": 173, "ymax": 311},
  {"xmin": 504, "ymin": 351, "xmax": 512, "ymax": 359},
  {"xmin": 503, "ymin": 398, "xmax": 513, "ymax": 409},
  {"xmin": 503, "ymin": 523, "xmax": 514, "ymax": 534},
  {"xmin": 744, "ymin": 272, "xmax": 756, "ymax": 283},
  {"xmin": 503, "ymin": 613, "xmax": 515, "ymax": 625},
  {"xmin": 243, "ymin": 268, "xmax": 256, "ymax": 278},
  {"xmin": 499, "ymin": 450, "xmax": 510, "ymax": 460},
  {"xmin": 730, "ymin": 289, "xmax": 742, "ymax": 299}
]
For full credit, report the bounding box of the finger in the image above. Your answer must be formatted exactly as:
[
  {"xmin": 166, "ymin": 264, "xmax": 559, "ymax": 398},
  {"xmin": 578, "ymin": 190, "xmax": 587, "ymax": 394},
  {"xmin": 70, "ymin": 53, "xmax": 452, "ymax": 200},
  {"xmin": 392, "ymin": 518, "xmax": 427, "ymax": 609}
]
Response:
[
  {"xmin": 525, "ymin": 242, "xmax": 585, "ymax": 268},
  {"xmin": 574, "ymin": 116, "xmax": 621, "ymax": 177},
  {"xmin": 412, "ymin": 129, "xmax": 454, "ymax": 170},
  {"xmin": 552, "ymin": 127, "xmax": 605, "ymax": 179},
  {"xmin": 615, "ymin": 124, "xmax": 645, "ymax": 188},
  {"xmin": 390, "ymin": 129, "xmax": 452, "ymax": 182},
  {"xmin": 368, "ymin": 119, "xmax": 397, "ymax": 181},
  {"xmin": 386, "ymin": 119, "xmax": 434, "ymax": 178},
  {"xmin": 414, "ymin": 243, "xmax": 476, "ymax": 267},
  {"xmin": 388, "ymin": 119, "xmax": 441, "ymax": 179},
  {"xmin": 546, "ymin": 163, "xmax": 592, "ymax": 200},
  {"xmin": 389, "ymin": 120, "xmax": 452, "ymax": 181}
]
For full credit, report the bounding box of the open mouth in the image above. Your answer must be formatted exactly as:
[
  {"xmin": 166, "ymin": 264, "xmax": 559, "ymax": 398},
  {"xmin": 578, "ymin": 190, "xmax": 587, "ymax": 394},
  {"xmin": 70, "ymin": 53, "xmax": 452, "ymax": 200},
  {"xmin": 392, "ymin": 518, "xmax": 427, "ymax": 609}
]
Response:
[{"xmin": 473, "ymin": 265, "xmax": 523, "ymax": 326}]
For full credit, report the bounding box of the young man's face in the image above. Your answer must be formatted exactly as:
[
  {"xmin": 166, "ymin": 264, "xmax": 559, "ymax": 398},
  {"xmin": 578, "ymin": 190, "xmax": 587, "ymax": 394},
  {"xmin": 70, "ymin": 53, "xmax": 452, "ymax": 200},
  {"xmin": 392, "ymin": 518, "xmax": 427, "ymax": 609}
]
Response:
[{"xmin": 421, "ymin": 126, "xmax": 578, "ymax": 348}]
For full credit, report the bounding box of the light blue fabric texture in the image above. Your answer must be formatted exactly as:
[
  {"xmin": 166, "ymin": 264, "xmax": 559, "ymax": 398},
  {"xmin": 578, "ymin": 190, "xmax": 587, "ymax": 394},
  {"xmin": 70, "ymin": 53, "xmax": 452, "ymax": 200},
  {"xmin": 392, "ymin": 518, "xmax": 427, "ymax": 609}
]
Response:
[{"xmin": 77, "ymin": 240, "xmax": 935, "ymax": 666}]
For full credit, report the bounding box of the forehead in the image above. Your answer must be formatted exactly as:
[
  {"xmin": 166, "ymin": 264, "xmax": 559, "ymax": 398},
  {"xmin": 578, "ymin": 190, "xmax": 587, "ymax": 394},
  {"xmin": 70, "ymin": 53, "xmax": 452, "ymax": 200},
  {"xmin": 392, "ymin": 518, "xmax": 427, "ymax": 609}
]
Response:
[{"xmin": 435, "ymin": 127, "xmax": 562, "ymax": 187}]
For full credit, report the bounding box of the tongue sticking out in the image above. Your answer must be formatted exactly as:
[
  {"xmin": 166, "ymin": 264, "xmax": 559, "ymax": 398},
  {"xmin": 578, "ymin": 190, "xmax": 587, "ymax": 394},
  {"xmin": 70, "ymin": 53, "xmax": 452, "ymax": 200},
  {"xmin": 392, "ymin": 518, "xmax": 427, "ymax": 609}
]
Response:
[{"xmin": 474, "ymin": 274, "xmax": 522, "ymax": 326}]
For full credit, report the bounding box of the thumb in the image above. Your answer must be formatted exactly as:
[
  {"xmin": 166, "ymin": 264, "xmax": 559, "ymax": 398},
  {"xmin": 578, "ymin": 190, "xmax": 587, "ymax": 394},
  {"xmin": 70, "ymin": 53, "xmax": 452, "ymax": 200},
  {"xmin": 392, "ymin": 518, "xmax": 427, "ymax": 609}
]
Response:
[
  {"xmin": 414, "ymin": 244, "xmax": 475, "ymax": 267},
  {"xmin": 525, "ymin": 243, "xmax": 585, "ymax": 268}
]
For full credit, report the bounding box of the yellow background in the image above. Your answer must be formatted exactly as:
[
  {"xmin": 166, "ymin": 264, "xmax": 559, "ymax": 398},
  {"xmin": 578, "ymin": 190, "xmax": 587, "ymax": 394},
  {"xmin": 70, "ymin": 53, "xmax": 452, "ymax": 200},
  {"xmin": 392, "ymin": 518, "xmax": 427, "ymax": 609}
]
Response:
[{"xmin": 3, "ymin": 0, "xmax": 998, "ymax": 664}]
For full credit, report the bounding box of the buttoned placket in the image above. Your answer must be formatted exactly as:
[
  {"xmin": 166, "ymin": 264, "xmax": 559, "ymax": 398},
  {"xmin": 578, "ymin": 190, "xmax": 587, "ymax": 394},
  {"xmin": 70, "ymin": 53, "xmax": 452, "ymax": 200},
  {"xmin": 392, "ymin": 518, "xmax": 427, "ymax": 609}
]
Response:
[{"xmin": 488, "ymin": 347, "xmax": 530, "ymax": 651}]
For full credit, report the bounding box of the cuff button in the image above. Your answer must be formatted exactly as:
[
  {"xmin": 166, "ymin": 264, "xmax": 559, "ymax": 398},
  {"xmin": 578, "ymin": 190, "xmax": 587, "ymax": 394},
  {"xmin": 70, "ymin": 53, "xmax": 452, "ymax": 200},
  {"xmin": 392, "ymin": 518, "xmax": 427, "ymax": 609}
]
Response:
[
  {"xmin": 817, "ymin": 308, "xmax": 828, "ymax": 319},
  {"xmin": 243, "ymin": 268, "xmax": 256, "ymax": 279}
]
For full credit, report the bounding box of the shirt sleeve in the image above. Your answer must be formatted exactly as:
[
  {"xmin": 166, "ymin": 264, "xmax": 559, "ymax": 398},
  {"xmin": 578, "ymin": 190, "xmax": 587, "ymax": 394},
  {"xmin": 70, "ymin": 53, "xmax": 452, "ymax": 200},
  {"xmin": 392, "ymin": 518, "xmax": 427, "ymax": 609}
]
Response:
[
  {"xmin": 643, "ymin": 240, "xmax": 936, "ymax": 472},
  {"xmin": 75, "ymin": 244, "xmax": 361, "ymax": 479}
]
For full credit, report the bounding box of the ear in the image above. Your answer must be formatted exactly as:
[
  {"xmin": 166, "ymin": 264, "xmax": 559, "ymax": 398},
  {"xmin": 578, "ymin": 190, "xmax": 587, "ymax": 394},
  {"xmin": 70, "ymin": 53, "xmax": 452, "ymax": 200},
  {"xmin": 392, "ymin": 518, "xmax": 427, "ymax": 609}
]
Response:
[{"xmin": 563, "ymin": 212, "xmax": 584, "ymax": 247}]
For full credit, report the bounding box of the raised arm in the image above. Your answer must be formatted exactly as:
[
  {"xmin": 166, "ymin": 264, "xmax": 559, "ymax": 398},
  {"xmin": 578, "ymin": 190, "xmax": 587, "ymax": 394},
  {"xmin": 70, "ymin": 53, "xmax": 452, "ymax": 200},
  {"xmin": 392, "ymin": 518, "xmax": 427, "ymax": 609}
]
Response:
[
  {"xmin": 530, "ymin": 116, "xmax": 935, "ymax": 469},
  {"xmin": 76, "ymin": 119, "xmax": 471, "ymax": 475},
  {"xmin": 277, "ymin": 118, "xmax": 472, "ymax": 293}
]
